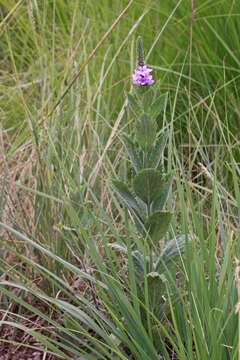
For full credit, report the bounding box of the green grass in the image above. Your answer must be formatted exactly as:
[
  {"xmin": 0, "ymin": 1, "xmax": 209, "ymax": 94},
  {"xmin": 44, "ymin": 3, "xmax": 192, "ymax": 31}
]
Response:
[{"xmin": 0, "ymin": 0, "xmax": 240, "ymax": 359}]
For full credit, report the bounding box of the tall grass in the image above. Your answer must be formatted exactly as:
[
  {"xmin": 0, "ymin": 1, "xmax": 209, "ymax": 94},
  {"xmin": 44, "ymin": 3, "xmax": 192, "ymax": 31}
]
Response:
[{"xmin": 0, "ymin": 0, "xmax": 240, "ymax": 359}]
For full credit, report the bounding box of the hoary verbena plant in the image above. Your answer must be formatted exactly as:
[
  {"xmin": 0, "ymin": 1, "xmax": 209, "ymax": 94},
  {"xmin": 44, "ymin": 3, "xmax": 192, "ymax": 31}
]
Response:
[{"xmin": 111, "ymin": 37, "xmax": 186, "ymax": 341}]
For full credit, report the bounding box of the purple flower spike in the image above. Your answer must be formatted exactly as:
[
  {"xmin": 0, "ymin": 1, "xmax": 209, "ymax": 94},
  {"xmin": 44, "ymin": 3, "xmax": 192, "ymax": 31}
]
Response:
[{"xmin": 132, "ymin": 65, "xmax": 154, "ymax": 86}]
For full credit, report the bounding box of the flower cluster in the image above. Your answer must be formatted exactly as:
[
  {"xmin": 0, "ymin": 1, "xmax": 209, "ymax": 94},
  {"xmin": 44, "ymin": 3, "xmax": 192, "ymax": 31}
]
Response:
[{"xmin": 132, "ymin": 65, "xmax": 154, "ymax": 86}]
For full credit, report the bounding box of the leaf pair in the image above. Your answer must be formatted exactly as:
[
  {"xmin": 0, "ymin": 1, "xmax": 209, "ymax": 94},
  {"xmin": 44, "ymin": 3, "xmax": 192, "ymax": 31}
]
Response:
[
  {"xmin": 112, "ymin": 170, "xmax": 172, "ymax": 244},
  {"xmin": 128, "ymin": 88, "xmax": 168, "ymax": 121},
  {"xmin": 133, "ymin": 168, "xmax": 172, "ymax": 243},
  {"xmin": 110, "ymin": 235, "xmax": 186, "ymax": 283},
  {"xmin": 135, "ymin": 114, "xmax": 157, "ymax": 151},
  {"xmin": 133, "ymin": 169, "xmax": 171, "ymax": 206},
  {"xmin": 122, "ymin": 131, "xmax": 167, "ymax": 172}
]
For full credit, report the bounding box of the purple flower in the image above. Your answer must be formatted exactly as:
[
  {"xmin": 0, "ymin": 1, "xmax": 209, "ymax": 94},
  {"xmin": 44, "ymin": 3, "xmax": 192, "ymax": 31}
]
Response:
[{"xmin": 132, "ymin": 65, "xmax": 154, "ymax": 86}]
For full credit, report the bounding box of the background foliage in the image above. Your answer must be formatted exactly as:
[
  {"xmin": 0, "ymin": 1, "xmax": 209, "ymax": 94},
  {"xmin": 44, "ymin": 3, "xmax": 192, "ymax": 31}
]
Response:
[{"xmin": 0, "ymin": 0, "xmax": 240, "ymax": 359}]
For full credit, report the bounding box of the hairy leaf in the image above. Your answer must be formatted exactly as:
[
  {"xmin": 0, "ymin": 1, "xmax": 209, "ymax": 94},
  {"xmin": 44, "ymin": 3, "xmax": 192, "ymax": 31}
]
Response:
[
  {"xmin": 132, "ymin": 250, "xmax": 145, "ymax": 281},
  {"xmin": 145, "ymin": 211, "xmax": 172, "ymax": 243},
  {"xmin": 151, "ymin": 174, "xmax": 172, "ymax": 212},
  {"xmin": 135, "ymin": 196, "xmax": 148, "ymax": 219},
  {"xmin": 112, "ymin": 179, "xmax": 144, "ymax": 231},
  {"xmin": 127, "ymin": 93, "xmax": 142, "ymax": 116},
  {"xmin": 160, "ymin": 235, "xmax": 186, "ymax": 260},
  {"xmin": 136, "ymin": 86, "xmax": 156, "ymax": 110},
  {"xmin": 112, "ymin": 179, "xmax": 140, "ymax": 214},
  {"xmin": 109, "ymin": 245, "xmax": 145, "ymax": 283},
  {"xmin": 149, "ymin": 93, "xmax": 168, "ymax": 120},
  {"xmin": 135, "ymin": 114, "xmax": 157, "ymax": 151},
  {"xmin": 155, "ymin": 235, "xmax": 187, "ymax": 271},
  {"xmin": 146, "ymin": 272, "xmax": 166, "ymax": 317},
  {"xmin": 121, "ymin": 134, "xmax": 142, "ymax": 172},
  {"xmin": 133, "ymin": 169, "xmax": 164, "ymax": 205},
  {"xmin": 109, "ymin": 243, "xmax": 127, "ymax": 254},
  {"xmin": 147, "ymin": 132, "xmax": 168, "ymax": 169}
]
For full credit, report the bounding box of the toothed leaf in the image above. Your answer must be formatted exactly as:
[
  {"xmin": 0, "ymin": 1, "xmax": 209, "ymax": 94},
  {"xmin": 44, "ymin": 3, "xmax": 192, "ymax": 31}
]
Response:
[
  {"xmin": 133, "ymin": 169, "xmax": 164, "ymax": 205},
  {"xmin": 121, "ymin": 134, "xmax": 142, "ymax": 172},
  {"xmin": 112, "ymin": 179, "xmax": 144, "ymax": 231},
  {"xmin": 127, "ymin": 93, "xmax": 142, "ymax": 116},
  {"xmin": 155, "ymin": 235, "xmax": 187, "ymax": 271},
  {"xmin": 145, "ymin": 211, "xmax": 172, "ymax": 243},
  {"xmin": 151, "ymin": 174, "xmax": 172, "ymax": 212},
  {"xmin": 147, "ymin": 132, "xmax": 168, "ymax": 169},
  {"xmin": 149, "ymin": 93, "xmax": 168, "ymax": 120},
  {"xmin": 135, "ymin": 114, "xmax": 157, "ymax": 151}
]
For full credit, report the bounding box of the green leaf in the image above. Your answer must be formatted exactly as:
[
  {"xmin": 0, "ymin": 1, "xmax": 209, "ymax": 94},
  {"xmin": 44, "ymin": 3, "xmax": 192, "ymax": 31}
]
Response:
[
  {"xmin": 147, "ymin": 272, "xmax": 167, "ymax": 291},
  {"xmin": 160, "ymin": 235, "xmax": 186, "ymax": 260},
  {"xmin": 109, "ymin": 243, "xmax": 127, "ymax": 254},
  {"xmin": 147, "ymin": 131, "xmax": 168, "ymax": 169},
  {"xmin": 133, "ymin": 169, "xmax": 164, "ymax": 205},
  {"xmin": 136, "ymin": 86, "xmax": 158, "ymax": 110},
  {"xmin": 148, "ymin": 93, "xmax": 168, "ymax": 120},
  {"xmin": 145, "ymin": 211, "xmax": 173, "ymax": 243},
  {"xmin": 127, "ymin": 93, "xmax": 142, "ymax": 116},
  {"xmin": 151, "ymin": 174, "xmax": 172, "ymax": 212},
  {"xmin": 135, "ymin": 196, "xmax": 148, "ymax": 218},
  {"xmin": 132, "ymin": 250, "xmax": 144, "ymax": 281},
  {"xmin": 111, "ymin": 179, "xmax": 144, "ymax": 231},
  {"xmin": 135, "ymin": 114, "xmax": 157, "ymax": 151},
  {"xmin": 146, "ymin": 272, "xmax": 166, "ymax": 317},
  {"xmin": 155, "ymin": 235, "xmax": 187, "ymax": 271},
  {"xmin": 109, "ymin": 245, "xmax": 145, "ymax": 282},
  {"xmin": 121, "ymin": 134, "xmax": 142, "ymax": 172},
  {"xmin": 112, "ymin": 179, "xmax": 141, "ymax": 216}
]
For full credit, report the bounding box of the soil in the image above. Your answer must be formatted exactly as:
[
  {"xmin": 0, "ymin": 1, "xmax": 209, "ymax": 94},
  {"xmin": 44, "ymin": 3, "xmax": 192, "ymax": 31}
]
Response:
[{"xmin": 0, "ymin": 313, "xmax": 62, "ymax": 360}]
